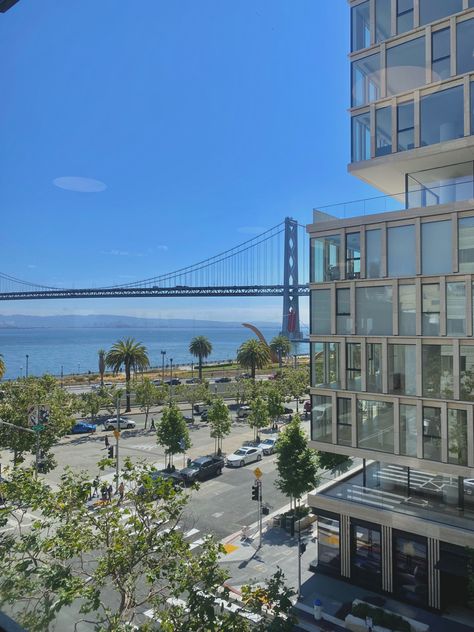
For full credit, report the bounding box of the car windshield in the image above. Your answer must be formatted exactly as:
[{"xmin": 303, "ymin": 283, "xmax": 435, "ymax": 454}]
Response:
[
  {"xmin": 234, "ymin": 449, "xmax": 246, "ymax": 456},
  {"xmin": 189, "ymin": 461, "xmax": 202, "ymax": 468},
  {"xmin": 261, "ymin": 439, "xmax": 273, "ymax": 445}
]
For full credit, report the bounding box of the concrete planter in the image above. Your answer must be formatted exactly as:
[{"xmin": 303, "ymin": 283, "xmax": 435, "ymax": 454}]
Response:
[{"xmin": 345, "ymin": 600, "xmax": 430, "ymax": 632}]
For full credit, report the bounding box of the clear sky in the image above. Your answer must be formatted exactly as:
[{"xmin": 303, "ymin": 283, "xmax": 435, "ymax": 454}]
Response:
[{"xmin": 0, "ymin": 0, "xmax": 377, "ymax": 323}]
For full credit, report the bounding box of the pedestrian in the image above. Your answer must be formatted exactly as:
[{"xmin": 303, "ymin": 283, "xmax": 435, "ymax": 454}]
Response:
[
  {"xmin": 92, "ymin": 476, "xmax": 99, "ymax": 498},
  {"xmin": 118, "ymin": 481, "xmax": 124, "ymax": 503},
  {"xmin": 150, "ymin": 417, "xmax": 156, "ymax": 430},
  {"xmin": 107, "ymin": 484, "xmax": 113, "ymax": 501},
  {"xmin": 101, "ymin": 483, "xmax": 107, "ymax": 501},
  {"xmin": 104, "ymin": 435, "xmax": 109, "ymax": 449}
]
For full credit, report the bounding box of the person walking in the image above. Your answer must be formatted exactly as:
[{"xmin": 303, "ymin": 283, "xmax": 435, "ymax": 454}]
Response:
[
  {"xmin": 92, "ymin": 476, "xmax": 99, "ymax": 498},
  {"xmin": 150, "ymin": 417, "xmax": 156, "ymax": 431},
  {"xmin": 118, "ymin": 481, "xmax": 125, "ymax": 503},
  {"xmin": 107, "ymin": 484, "xmax": 113, "ymax": 501},
  {"xmin": 104, "ymin": 435, "xmax": 109, "ymax": 449},
  {"xmin": 101, "ymin": 482, "xmax": 108, "ymax": 501}
]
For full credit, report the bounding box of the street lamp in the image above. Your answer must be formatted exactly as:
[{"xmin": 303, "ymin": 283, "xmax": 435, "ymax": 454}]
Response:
[
  {"xmin": 169, "ymin": 358, "xmax": 174, "ymax": 404},
  {"xmin": 25, "ymin": 354, "xmax": 29, "ymax": 378},
  {"xmin": 161, "ymin": 350, "xmax": 166, "ymax": 382}
]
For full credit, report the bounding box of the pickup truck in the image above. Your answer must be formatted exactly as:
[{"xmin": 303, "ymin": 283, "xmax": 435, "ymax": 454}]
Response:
[{"xmin": 178, "ymin": 455, "xmax": 225, "ymax": 484}]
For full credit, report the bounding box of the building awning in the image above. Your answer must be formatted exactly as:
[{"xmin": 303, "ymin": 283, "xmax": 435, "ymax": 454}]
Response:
[{"xmin": 435, "ymin": 553, "xmax": 470, "ymax": 578}]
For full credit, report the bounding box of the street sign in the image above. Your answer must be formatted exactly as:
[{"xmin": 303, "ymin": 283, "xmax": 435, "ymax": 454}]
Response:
[
  {"xmin": 28, "ymin": 405, "xmax": 50, "ymax": 427},
  {"xmin": 253, "ymin": 467, "xmax": 263, "ymax": 479},
  {"xmin": 31, "ymin": 424, "xmax": 45, "ymax": 432},
  {"xmin": 113, "ymin": 430, "xmax": 121, "ymax": 440}
]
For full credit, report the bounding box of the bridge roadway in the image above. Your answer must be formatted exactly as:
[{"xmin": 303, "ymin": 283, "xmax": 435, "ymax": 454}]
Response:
[{"xmin": 0, "ymin": 284, "xmax": 310, "ymax": 301}]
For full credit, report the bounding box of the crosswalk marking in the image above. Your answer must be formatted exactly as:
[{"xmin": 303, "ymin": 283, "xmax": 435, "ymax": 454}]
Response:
[{"xmin": 184, "ymin": 527, "xmax": 199, "ymax": 538}]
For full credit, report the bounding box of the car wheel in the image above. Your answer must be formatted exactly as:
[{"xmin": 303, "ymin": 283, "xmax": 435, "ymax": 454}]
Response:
[
  {"xmin": 127, "ymin": 423, "xmax": 133, "ymax": 429},
  {"xmin": 240, "ymin": 460, "xmax": 245, "ymax": 467},
  {"xmin": 257, "ymin": 454, "xmax": 262, "ymax": 461}
]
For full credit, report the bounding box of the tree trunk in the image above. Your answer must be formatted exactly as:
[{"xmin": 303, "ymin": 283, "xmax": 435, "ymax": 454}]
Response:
[
  {"xmin": 144, "ymin": 409, "xmax": 148, "ymax": 430},
  {"xmin": 198, "ymin": 356, "xmax": 203, "ymax": 381},
  {"xmin": 125, "ymin": 365, "xmax": 131, "ymax": 412},
  {"xmin": 251, "ymin": 361, "xmax": 256, "ymax": 380}
]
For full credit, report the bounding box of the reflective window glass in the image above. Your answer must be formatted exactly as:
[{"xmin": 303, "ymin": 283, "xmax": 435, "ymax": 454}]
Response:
[
  {"xmin": 352, "ymin": 1, "xmax": 371, "ymax": 52},
  {"xmin": 347, "ymin": 343, "xmax": 362, "ymax": 391},
  {"xmin": 351, "ymin": 523, "xmax": 382, "ymax": 588},
  {"xmin": 421, "ymin": 221, "xmax": 452, "ymax": 275},
  {"xmin": 432, "ymin": 28, "xmax": 451, "ymax": 82},
  {"xmin": 399, "ymin": 285, "xmax": 416, "ymax": 336},
  {"xmin": 460, "ymin": 344, "xmax": 474, "ymax": 401},
  {"xmin": 457, "ymin": 19, "xmax": 474, "ymax": 75},
  {"xmin": 422, "ymin": 345, "xmax": 454, "ymax": 399},
  {"xmin": 446, "ymin": 282, "xmax": 466, "ymax": 336},
  {"xmin": 387, "ymin": 37, "xmax": 425, "ymax": 96},
  {"xmin": 346, "ymin": 232, "xmax": 361, "ymax": 279},
  {"xmin": 387, "ymin": 225, "xmax": 416, "ymax": 276},
  {"xmin": 367, "ymin": 343, "xmax": 383, "ymax": 393},
  {"xmin": 337, "ymin": 398, "xmax": 352, "ymax": 446},
  {"xmin": 311, "ymin": 234, "xmax": 341, "ymax": 282},
  {"xmin": 366, "ymin": 229, "xmax": 382, "ymax": 278},
  {"xmin": 422, "ymin": 284, "xmax": 440, "ymax": 336},
  {"xmin": 317, "ymin": 515, "xmax": 340, "ymax": 573},
  {"xmin": 388, "ymin": 345, "xmax": 416, "ymax": 396},
  {"xmin": 423, "ymin": 406, "xmax": 442, "ymax": 461},
  {"xmin": 397, "ymin": 0, "xmax": 414, "ymax": 34},
  {"xmin": 420, "ymin": 86, "xmax": 464, "ymax": 148},
  {"xmin": 408, "ymin": 162, "xmax": 474, "ymax": 208},
  {"xmin": 352, "ymin": 112, "xmax": 371, "ymax": 162},
  {"xmin": 336, "ymin": 288, "xmax": 351, "ymax": 335},
  {"xmin": 356, "ymin": 286, "xmax": 393, "ymax": 335},
  {"xmin": 397, "ymin": 101, "xmax": 414, "ymax": 151},
  {"xmin": 375, "ymin": 107, "xmax": 392, "ymax": 157},
  {"xmin": 352, "ymin": 54, "xmax": 381, "ymax": 107},
  {"xmin": 400, "ymin": 404, "xmax": 417, "ymax": 456},
  {"xmin": 448, "ymin": 409, "xmax": 468, "ymax": 465},
  {"xmin": 312, "ymin": 342, "xmax": 340, "ymax": 389},
  {"xmin": 394, "ymin": 535, "xmax": 428, "ymax": 606},
  {"xmin": 311, "ymin": 395, "xmax": 332, "ymax": 443},
  {"xmin": 311, "ymin": 290, "xmax": 331, "ymax": 335},
  {"xmin": 420, "ymin": 0, "xmax": 462, "ymax": 26},
  {"xmin": 458, "ymin": 216, "xmax": 474, "ymax": 273},
  {"xmin": 375, "ymin": 0, "xmax": 391, "ymax": 42},
  {"xmin": 471, "ymin": 81, "xmax": 474, "ymax": 135},
  {"xmin": 357, "ymin": 399, "xmax": 394, "ymax": 453}
]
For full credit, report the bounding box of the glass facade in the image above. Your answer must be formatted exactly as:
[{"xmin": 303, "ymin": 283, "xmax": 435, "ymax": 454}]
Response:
[
  {"xmin": 311, "ymin": 395, "xmax": 332, "ymax": 443},
  {"xmin": 386, "ymin": 36, "xmax": 425, "ymax": 96},
  {"xmin": 312, "ymin": 342, "xmax": 340, "ymax": 389},
  {"xmin": 457, "ymin": 18, "xmax": 474, "ymax": 75},
  {"xmin": 375, "ymin": 106, "xmax": 392, "ymax": 157},
  {"xmin": 399, "ymin": 285, "xmax": 416, "ymax": 335},
  {"xmin": 311, "ymin": 290, "xmax": 331, "ymax": 335},
  {"xmin": 388, "ymin": 344, "xmax": 416, "ymax": 396},
  {"xmin": 351, "ymin": 522, "xmax": 382, "ymax": 587},
  {"xmin": 408, "ymin": 163, "xmax": 474, "ymax": 208},
  {"xmin": 422, "ymin": 284, "xmax": 440, "ymax": 335},
  {"xmin": 312, "ymin": 234, "xmax": 341, "ymax": 282},
  {"xmin": 387, "ymin": 225, "xmax": 416, "ymax": 276},
  {"xmin": 347, "ymin": 342, "xmax": 362, "ymax": 391},
  {"xmin": 400, "ymin": 404, "xmax": 417, "ymax": 456},
  {"xmin": 422, "ymin": 345, "xmax": 454, "ymax": 399},
  {"xmin": 460, "ymin": 345, "xmax": 474, "ymax": 400},
  {"xmin": 375, "ymin": 0, "xmax": 391, "ymax": 43},
  {"xmin": 396, "ymin": 0, "xmax": 413, "ymax": 35},
  {"xmin": 432, "ymin": 28, "xmax": 451, "ymax": 82},
  {"xmin": 366, "ymin": 229, "xmax": 382, "ymax": 278},
  {"xmin": 397, "ymin": 101, "xmax": 414, "ymax": 151},
  {"xmin": 458, "ymin": 216, "xmax": 474, "ymax": 273},
  {"xmin": 357, "ymin": 399, "xmax": 394, "ymax": 452},
  {"xmin": 420, "ymin": 0, "xmax": 462, "ymax": 26},
  {"xmin": 356, "ymin": 286, "xmax": 393, "ymax": 335},
  {"xmin": 351, "ymin": 1, "xmax": 370, "ymax": 52},
  {"xmin": 352, "ymin": 54, "xmax": 381, "ymax": 107},
  {"xmin": 352, "ymin": 112, "xmax": 371, "ymax": 162},
  {"xmin": 336, "ymin": 288, "xmax": 351, "ymax": 334},
  {"xmin": 346, "ymin": 232, "xmax": 361, "ymax": 279},
  {"xmin": 420, "ymin": 86, "xmax": 464, "ymax": 148},
  {"xmin": 421, "ymin": 221, "xmax": 452, "ymax": 275},
  {"xmin": 423, "ymin": 406, "xmax": 442, "ymax": 461},
  {"xmin": 447, "ymin": 409, "xmax": 468, "ymax": 465},
  {"xmin": 317, "ymin": 515, "xmax": 340, "ymax": 574},
  {"xmin": 394, "ymin": 534, "xmax": 428, "ymax": 606},
  {"xmin": 367, "ymin": 343, "xmax": 382, "ymax": 393},
  {"xmin": 337, "ymin": 397, "xmax": 352, "ymax": 446},
  {"xmin": 446, "ymin": 281, "xmax": 466, "ymax": 335}
]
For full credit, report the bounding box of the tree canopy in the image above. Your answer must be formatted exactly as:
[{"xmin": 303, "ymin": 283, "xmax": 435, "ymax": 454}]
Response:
[
  {"xmin": 189, "ymin": 336, "xmax": 213, "ymax": 381},
  {"xmin": 106, "ymin": 338, "xmax": 150, "ymax": 412},
  {"xmin": 208, "ymin": 397, "xmax": 232, "ymax": 455},
  {"xmin": 269, "ymin": 336, "xmax": 291, "ymax": 367},
  {"xmin": 236, "ymin": 339, "xmax": 270, "ymax": 380},
  {"xmin": 156, "ymin": 404, "xmax": 191, "ymax": 468}
]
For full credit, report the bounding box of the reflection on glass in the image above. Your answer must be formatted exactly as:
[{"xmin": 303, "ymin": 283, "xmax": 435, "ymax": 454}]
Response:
[
  {"xmin": 422, "ymin": 284, "xmax": 440, "ymax": 336},
  {"xmin": 388, "ymin": 345, "xmax": 416, "ymax": 396},
  {"xmin": 356, "ymin": 286, "xmax": 393, "ymax": 335},
  {"xmin": 460, "ymin": 344, "xmax": 474, "ymax": 401},
  {"xmin": 336, "ymin": 288, "xmax": 351, "ymax": 335},
  {"xmin": 387, "ymin": 225, "xmax": 416, "ymax": 276},
  {"xmin": 421, "ymin": 221, "xmax": 452, "ymax": 275},
  {"xmin": 337, "ymin": 398, "xmax": 352, "ymax": 446},
  {"xmin": 352, "ymin": 1, "xmax": 370, "ymax": 52},
  {"xmin": 400, "ymin": 404, "xmax": 417, "ymax": 456},
  {"xmin": 432, "ymin": 28, "xmax": 450, "ymax": 82},
  {"xmin": 312, "ymin": 342, "xmax": 340, "ymax": 389},
  {"xmin": 446, "ymin": 282, "xmax": 466, "ymax": 336},
  {"xmin": 366, "ymin": 229, "xmax": 382, "ymax": 278},
  {"xmin": 311, "ymin": 234, "xmax": 341, "ymax": 282},
  {"xmin": 352, "ymin": 53, "xmax": 381, "ymax": 107},
  {"xmin": 357, "ymin": 400, "xmax": 394, "ymax": 453},
  {"xmin": 367, "ymin": 343, "xmax": 382, "ymax": 393},
  {"xmin": 347, "ymin": 343, "xmax": 361, "ymax": 391},
  {"xmin": 423, "ymin": 406, "xmax": 442, "ymax": 461},
  {"xmin": 387, "ymin": 37, "xmax": 425, "ymax": 95},
  {"xmin": 351, "ymin": 523, "xmax": 382, "ymax": 587},
  {"xmin": 448, "ymin": 409, "xmax": 467, "ymax": 465},
  {"xmin": 458, "ymin": 216, "xmax": 474, "ymax": 273},
  {"xmin": 397, "ymin": 101, "xmax": 414, "ymax": 151},
  {"xmin": 420, "ymin": 86, "xmax": 464, "ymax": 148},
  {"xmin": 457, "ymin": 19, "xmax": 474, "ymax": 75},
  {"xmin": 311, "ymin": 395, "xmax": 332, "ymax": 443},
  {"xmin": 422, "ymin": 345, "xmax": 454, "ymax": 399},
  {"xmin": 311, "ymin": 290, "xmax": 331, "ymax": 335},
  {"xmin": 397, "ymin": 0, "xmax": 414, "ymax": 34},
  {"xmin": 317, "ymin": 515, "xmax": 340, "ymax": 573},
  {"xmin": 375, "ymin": 0, "xmax": 391, "ymax": 43},
  {"xmin": 420, "ymin": 0, "xmax": 462, "ymax": 25},
  {"xmin": 352, "ymin": 112, "xmax": 371, "ymax": 162},
  {"xmin": 394, "ymin": 535, "xmax": 428, "ymax": 606},
  {"xmin": 408, "ymin": 162, "xmax": 473, "ymax": 208},
  {"xmin": 399, "ymin": 285, "xmax": 416, "ymax": 336},
  {"xmin": 375, "ymin": 107, "xmax": 392, "ymax": 157},
  {"xmin": 346, "ymin": 232, "xmax": 361, "ymax": 279}
]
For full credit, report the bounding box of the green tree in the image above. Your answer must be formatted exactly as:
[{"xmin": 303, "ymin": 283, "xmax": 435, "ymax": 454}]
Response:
[
  {"xmin": 156, "ymin": 404, "xmax": 191, "ymax": 469},
  {"xmin": 0, "ymin": 354, "xmax": 5, "ymax": 380},
  {"xmin": 79, "ymin": 389, "xmax": 112, "ymax": 422},
  {"xmin": 237, "ymin": 339, "xmax": 270, "ymax": 380},
  {"xmin": 269, "ymin": 335, "xmax": 291, "ymax": 368},
  {"xmin": 98, "ymin": 348, "xmax": 106, "ymax": 387},
  {"xmin": 105, "ymin": 338, "xmax": 150, "ymax": 413},
  {"xmin": 248, "ymin": 396, "xmax": 269, "ymax": 442},
  {"xmin": 266, "ymin": 386, "xmax": 285, "ymax": 430},
  {"xmin": 317, "ymin": 451, "xmax": 352, "ymax": 473},
  {"xmin": 0, "ymin": 461, "xmax": 295, "ymax": 631},
  {"xmin": 133, "ymin": 377, "xmax": 160, "ymax": 429},
  {"xmin": 189, "ymin": 336, "xmax": 213, "ymax": 382},
  {"xmin": 178, "ymin": 381, "xmax": 210, "ymax": 421},
  {"xmin": 275, "ymin": 414, "xmax": 319, "ymax": 512},
  {"xmin": 208, "ymin": 397, "xmax": 232, "ymax": 455},
  {"xmin": 280, "ymin": 367, "xmax": 309, "ymax": 413}
]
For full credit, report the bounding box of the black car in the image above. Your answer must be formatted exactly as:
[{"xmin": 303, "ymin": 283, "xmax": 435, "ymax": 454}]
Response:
[
  {"xmin": 164, "ymin": 378, "xmax": 181, "ymax": 386},
  {"xmin": 215, "ymin": 376, "xmax": 232, "ymax": 383},
  {"xmin": 200, "ymin": 410, "xmax": 209, "ymax": 422},
  {"xmin": 178, "ymin": 456, "xmax": 225, "ymax": 484}
]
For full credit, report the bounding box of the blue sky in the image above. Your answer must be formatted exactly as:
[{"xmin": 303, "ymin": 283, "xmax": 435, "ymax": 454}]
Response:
[{"xmin": 0, "ymin": 0, "xmax": 377, "ymax": 323}]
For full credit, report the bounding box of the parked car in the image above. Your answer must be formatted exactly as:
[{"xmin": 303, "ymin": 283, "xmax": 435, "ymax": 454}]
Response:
[
  {"xmin": 193, "ymin": 404, "xmax": 208, "ymax": 414},
  {"xmin": 178, "ymin": 456, "xmax": 225, "ymax": 484},
  {"xmin": 237, "ymin": 406, "xmax": 251, "ymax": 418},
  {"xmin": 283, "ymin": 407, "xmax": 294, "ymax": 415},
  {"xmin": 71, "ymin": 421, "xmax": 97, "ymax": 434},
  {"xmin": 186, "ymin": 377, "xmax": 200, "ymax": 384},
  {"xmin": 226, "ymin": 446, "xmax": 263, "ymax": 467},
  {"xmin": 464, "ymin": 479, "xmax": 474, "ymax": 495},
  {"xmin": 215, "ymin": 376, "xmax": 232, "ymax": 383},
  {"xmin": 200, "ymin": 410, "xmax": 209, "ymax": 422},
  {"xmin": 104, "ymin": 417, "xmax": 136, "ymax": 430},
  {"xmin": 153, "ymin": 379, "xmax": 163, "ymax": 385},
  {"xmin": 257, "ymin": 437, "xmax": 278, "ymax": 455},
  {"xmin": 165, "ymin": 378, "xmax": 181, "ymax": 386}
]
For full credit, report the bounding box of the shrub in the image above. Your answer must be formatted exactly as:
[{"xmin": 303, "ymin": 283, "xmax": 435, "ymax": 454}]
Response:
[{"xmin": 351, "ymin": 602, "xmax": 411, "ymax": 632}]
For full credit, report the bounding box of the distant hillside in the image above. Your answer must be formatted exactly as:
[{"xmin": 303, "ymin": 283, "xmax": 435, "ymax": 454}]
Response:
[{"xmin": 0, "ymin": 314, "xmax": 281, "ymax": 330}]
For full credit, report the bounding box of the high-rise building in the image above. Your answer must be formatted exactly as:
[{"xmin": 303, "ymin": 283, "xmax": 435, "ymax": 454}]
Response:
[{"xmin": 307, "ymin": 0, "xmax": 474, "ymax": 612}]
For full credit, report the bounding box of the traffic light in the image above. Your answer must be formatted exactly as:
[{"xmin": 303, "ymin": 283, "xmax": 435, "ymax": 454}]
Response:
[
  {"xmin": 108, "ymin": 446, "xmax": 114, "ymax": 459},
  {"xmin": 251, "ymin": 482, "xmax": 260, "ymax": 501}
]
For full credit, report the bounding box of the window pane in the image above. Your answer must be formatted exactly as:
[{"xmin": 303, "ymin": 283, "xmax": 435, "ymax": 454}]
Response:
[
  {"xmin": 446, "ymin": 282, "xmax": 466, "ymax": 335},
  {"xmin": 317, "ymin": 515, "xmax": 340, "ymax": 573},
  {"xmin": 394, "ymin": 536, "xmax": 428, "ymax": 606},
  {"xmin": 423, "ymin": 406, "xmax": 442, "ymax": 461},
  {"xmin": 399, "ymin": 285, "xmax": 416, "ymax": 336},
  {"xmin": 400, "ymin": 404, "xmax": 417, "ymax": 456},
  {"xmin": 351, "ymin": 523, "xmax": 382, "ymax": 588},
  {"xmin": 388, "ymin": 345, "xmax": 416, "ymax": 395},
  {"xmin": 311, "ymin": 395, "xmax": 332, "ymax": 443},
  {"xmin": 311, "ymin": 290, "xmax": 331, "ymax": 335},
  {"xmin": 422, "ymin": 284, "xmax": 440, "ymax": 336},
  {"xmin": 336, "ymin": 288, "xmax": 352, "ymax": 335},
  {"xmin": 356, "ymin": 286, "xmax": 393, "ymax": 335},
  {"xmin": 471, "ymin": 81, "xmax": 474, "ymax": 137},
  {"xmin": 397, "ymin": 101, "xmax": 414, "ymax": 151},
  {"xmin": 352, "ymin": 112, "xmax": 371, "ymax": 162},
  {"xmin": 375, "ymin": 0, "xmax": 391, "ymax": 42},
  {"xmin": 397, "ymin": 0, "xmax": 414, "ymax": 34},
  {"xmin": 387, "ymin": 225, "xmax": 416, "ymax": 276},
  {"xmin": 337, "ymin": 398, "xmax": 352, "ymax": 446},
  {"xmin": 457, "ymin": 19, "xmax": 474, "ymax": 75},
  {"xmin": 367, "ymin": 343, "xmax": 383, "ymax": 393},
  {"xmin": 448, "ymin": 409, "xmax": 467, "ymax": 465},
  {"xmin": 352, "ymin": 1, "xmax": 371, "ymax": 52},
  {"xmin": 366, "ymin": 229, "xmax": 382, "ymax": 278},
  {"xmin": 420, "ymin": 86, "xmax": 464, "ymax": 148},
  {"xmin": 352, "ymin": 54, "xmax": 381, "ymax": 107},
  {"xmin": 408, "ymin": 162, "xmax": 473, "ymax": 208},
  {"xmin": 312, "ymin": 342, "xmax": 340, "ymax": 389},
  {"xmin": 311, "ymin": 234, "xmax": 341, "ymax": 282},
  {"xmin": 375, "ymin": 107, "xmax": 392, "ymax": 157},
  {"xmin": 420, "ymin": 0, "xmax": 462, "ymax": 26},
  {"xmin": 357, "ymin": 400, "xmax": 394, "ymax": 453},
  {"xmin": 432, "ymin": 28, "xmax": 451, "ymax": 82},
  {"xmin": 459, "ymin": 216, "xmax": 474, "ymax": 273},
  {"xmin": 422, "ymin": 345, "xmax": 453, "ymax": 399},
  {"xmin": 421, "ymin": 221, "xmax": 452, "ymax": 274},
  {"xmin": 460, "ymin": 345, "xmax": 474, "ymax": 401},
  {"xmin": 346, "ymin": 232, "xmax": 361, "ymax": 279},
  {"xmin": 387, "ymin": 37, "xmax": 425, "ymax": 96},
  {"xmin": 347, "ymin": 343, "xmax": 361, "ymax": 391}
]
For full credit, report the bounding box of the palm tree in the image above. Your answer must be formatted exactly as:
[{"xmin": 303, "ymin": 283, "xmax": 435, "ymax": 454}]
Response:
[
  {"xmin": 189, "ymin": 336, "xmax": 212, "ymax": 381},
  {"xmin": 237, "ymin": 339, "xmax": 270, "ymax": 380},
  {"xmin": 0, "ymin": 354, "xmax": 5, "ymax": 380},
  {"xmin": 105, "ymin": 338, "xmax": 150, "ymax": 412},
  {"xmin": 98, "ymin": 349, "xmax": 106, "ymax": 387},
  {"xmin": 269, "ymin": 335, "xmax": 291, "ymax": 368}
]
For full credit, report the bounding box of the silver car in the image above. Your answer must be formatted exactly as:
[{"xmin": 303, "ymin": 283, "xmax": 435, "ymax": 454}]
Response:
[
  {"xmin": 105, "ymin": 417, "xmax": 136, "ymax": 430},
  {"xmin": 257, "ymin": 437, "xmax": 278, "ymax": 455},
  {"xmin": 226, "ymin": 446, "xmax": 263, "ymax": 468}
]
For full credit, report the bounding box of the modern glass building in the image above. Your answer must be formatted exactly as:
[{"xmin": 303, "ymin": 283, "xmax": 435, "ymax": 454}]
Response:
[{"xmin": 307, "ymin": 0, "xmax": 474, "ymax": 612}]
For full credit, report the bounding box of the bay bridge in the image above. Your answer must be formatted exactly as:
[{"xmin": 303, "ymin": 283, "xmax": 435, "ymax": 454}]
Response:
[{"xmin": 0, "ymin": 218, "xmax": 309, "ymax": 339}]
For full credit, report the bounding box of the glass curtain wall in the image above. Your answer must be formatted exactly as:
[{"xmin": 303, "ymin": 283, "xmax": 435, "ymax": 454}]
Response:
[
  {"xmin": 388, "ymin": 345, "xmax": 416, "ymax": 395},
  {"xmin": 422, "ymin": 345, "xmax": 454, "ymax": 399},
  {"xmin": 387, "ymin": 225, "xmax": 416, "ymax": 276},
  {"xmin": 397, "ymin": 101, "xmax": 414, "ymax": 151},
  {"xmin": 423, "ymin": 406, "xmax": 442, "ymax": 461},
  {"xmin": 447, "ymin": 409, "xmax": 468, "ymax": 465},
  {"xmin": 420, "ymin": 86, "xmax": 464, "ymax": 148},
  {"xmin": 422, "ymin": 221, "xmax": 452, "ymax": 274},
  {"xmin": 399, "ymin": 285, "xmax": 416, "ymax": 335},
  {"xmin": 367, "ymin": 343, "xmax": 382, "ymax": 393},
  {"xmin": 352, "ymin": 1, "xmax": 370, "ymax": 52},
  {"xmin": 311, "ymin": 395, "xmax": 332, "ymax": 443},
  {"xmin": 400, "ymin": 404, "xmax": 417, "ymax": 456},
  {"xmin": 394, "ymin": 535, "xmax": 428, "ymax": 606},
  {"xmin": 356, "ymin": 286, "xmax": 393, "ymax": 335},
  {"xmin": 312, "ymin": 342, "xmax": 340, "ymax": 389},
  {"xmin": 397, "ymin": 0, "xmax": 414, "ymax": 35},
  {"xmin": 375, "ymin": 107, "xmax": 392, "ymax": 157},
  {"xmin": 352, "ymin": 54, "xmax": 381, "ymax": 107},
  {"xmin": 317, "ymin": 515, "xmax": 340, "ymax": 574},
  {"xmin": 420, "ymin": 0, "xmax": 462, "ymax": 25},
  {"xmin": 366, "ymin": 229, "xmax": 382, "ymax": 278},
  {"xmin": 347, "ymin": 343, "xmax": 362, "ymax": 391},
  {"xmin": 408, "ymin": 163, "xmax": 473, "ymax": 208},
  {"xmin": 460, "ymin": 345, "xmax": 474, "ymax": 400},
  {"xmin": 352, "ymin": 112, "xmax": 371, "ymax": 162},
  {"xmin": 311, "ymin": 290, "xmax": 331, "ymax": 335},
  {"xmin": 337, "ymin": 398, "xmax": 352, "ymax": 446},
  {"xmin": 387, "ymin": 37, "xmax": 425, "ymax": 96},
  {"xmin": 457, "ymin": 19, "xmax": 474, "ymax": 75},
  {"xmin": 346, "ymin": 233, "xmax": 361, "ymax": 279},
  {"xmin": 375, "ymin": 0, "xmax": 391, "ymax": 43},
  {"xmin": 351, "ymin": 522, "xmax": 382, "ymax": 588},
  {"xmin": 312, "ymin": 235, "xmax": 341, "ymax": 282},
  {"xmin": 459, "ymin": 216, "xmax": 474, "ymax": 272},
  {"xmin": 422, "ymin": 284, "xmax": 440, "ymax": 335},
  {"xmin": 336, "ymin": 288, "xmax": 352, "ymax": 334},
  {"xmin": 432, "ymin": 28, "xmax": 450, "ymax": 82},
  {"xmin": 446, "ymin": 282, "xmax": 466, "ymax": 335},
  {"xmin": 357, "ymin": 400, "xmax": 394, "ymax": 453}
]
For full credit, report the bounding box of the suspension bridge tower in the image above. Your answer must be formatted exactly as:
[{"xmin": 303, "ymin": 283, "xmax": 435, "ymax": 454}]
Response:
[{"xmin": 281, "ymin": 216, "xmax": 301, "ymax": 340}]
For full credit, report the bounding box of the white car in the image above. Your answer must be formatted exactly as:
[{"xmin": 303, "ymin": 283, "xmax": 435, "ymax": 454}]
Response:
[
  {"xmin": 257, "ymin": 437, "xmax": 278, "ymax": 455},
  {"xmin": 105, "ymin": 417, "xmax": 136, "ymax": 430},
  {"xmin": 226, "ymin": 446, "xmax": 263, "ymax": 467}
]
